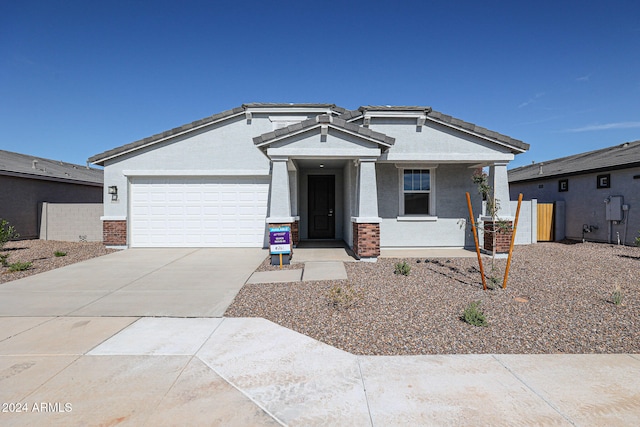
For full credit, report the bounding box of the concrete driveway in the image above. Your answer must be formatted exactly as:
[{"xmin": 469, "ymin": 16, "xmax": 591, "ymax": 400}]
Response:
[
  {"xmin": 0, "ymin": 248, "xmax": 267, "ymax": 317},
  {"xmin": 1, "ymin": 248, "xmax": 640, "ymax": 425}
]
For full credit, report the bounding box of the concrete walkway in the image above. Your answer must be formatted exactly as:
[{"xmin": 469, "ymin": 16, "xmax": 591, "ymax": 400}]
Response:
[
  {"xmin": 1, "ymin": 316, "xmax": 639, "ymax": 426},
  {"xmin": 247, "ymin": 261, "xmax": 348, "ymax": 284}
]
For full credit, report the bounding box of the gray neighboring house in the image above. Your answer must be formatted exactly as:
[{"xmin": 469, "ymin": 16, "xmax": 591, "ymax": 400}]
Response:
[
  {"xmin": 0, "ymin": 150, "xmax": 103, "ymax": 239},
  {"xmin": 508, "ymin": 140, "xmax": 640, "ymax": 245},
  {"xmin": 89, "ymin": 103, "xmax": 529, "ymax": 259}
]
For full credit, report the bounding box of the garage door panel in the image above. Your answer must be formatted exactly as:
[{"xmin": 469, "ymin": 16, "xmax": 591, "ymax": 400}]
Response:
[{"xmin": 130, "ymin": 177, "xmax": 268, "ymax": 247}]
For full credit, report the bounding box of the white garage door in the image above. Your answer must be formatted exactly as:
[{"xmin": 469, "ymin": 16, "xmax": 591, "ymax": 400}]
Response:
[{"xmin": 130, "ymin": 176, "xmax": 269, "ymax": 247}]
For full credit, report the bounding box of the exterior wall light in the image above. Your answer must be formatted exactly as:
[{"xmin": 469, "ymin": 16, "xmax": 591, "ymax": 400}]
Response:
[{"xmin": 108, "ymin": 185, "xmax": 118, "ymax": 201}]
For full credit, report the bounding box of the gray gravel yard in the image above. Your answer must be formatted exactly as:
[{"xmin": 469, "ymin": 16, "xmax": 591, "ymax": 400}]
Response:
[
  {"xmin": 226, "ymin": 242, "xmax": 640, "ymax": 355},
  {"xmin": 0, "ymin": 240, "xmax": 114, "ymax": 284}
]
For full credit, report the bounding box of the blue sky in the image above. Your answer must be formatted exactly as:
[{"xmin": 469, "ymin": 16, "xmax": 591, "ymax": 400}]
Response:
[{"xmin": 2, "ymin": 1, "xmax": 639, "ymax": 169}]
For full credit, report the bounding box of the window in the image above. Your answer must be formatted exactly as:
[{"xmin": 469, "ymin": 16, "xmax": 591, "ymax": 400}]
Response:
[
  {"xmin": 558, "ymin": 179, "xmax": 568, "ymax": 192},
  {"xmin": 402, "ymin": 169, "xmax": 431, "ymax": 215},
  {"xmin": 597, "ymin": 174, "xmax": 610, "ymax": 189}
]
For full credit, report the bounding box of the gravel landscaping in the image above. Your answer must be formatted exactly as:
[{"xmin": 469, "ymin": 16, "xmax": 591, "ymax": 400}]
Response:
[
  {"xmin": 0, "ymin": 240, "xmax": 114, "ymax": 284},
  {"xmin": 226, "ymin": 241, "xmax": 640, "ymax": 355}
]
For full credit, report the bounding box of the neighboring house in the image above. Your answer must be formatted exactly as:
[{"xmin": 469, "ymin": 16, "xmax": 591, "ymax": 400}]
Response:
[
  {"xmin": 88, "ymin": 103, "xmax": 529, "ymax": 259},
  {"xmin": 0, "ymin": 150, "xmax": 103, "ymax": 239},
  {"xmin": 508, "ymin": 140, "xmax": 640, "ymax": 246}
]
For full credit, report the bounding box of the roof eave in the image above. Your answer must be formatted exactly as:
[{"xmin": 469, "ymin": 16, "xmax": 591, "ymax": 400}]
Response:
[
  {"xmin": 254, "ymin": 123, "xmax": 394, "ymax": 150},
  {"xmin": 425, "ymin": 117, "xmax": 528, "ymax": 154},
  {"xmin": 88, "ymin": 110, "xmax": 247, "ymax": 165}
]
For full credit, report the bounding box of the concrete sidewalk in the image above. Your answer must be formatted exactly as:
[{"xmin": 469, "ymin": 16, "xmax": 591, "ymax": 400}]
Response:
[{"xmin": 1, "ymin": 316, "xmax": 639, "ymax": 426}]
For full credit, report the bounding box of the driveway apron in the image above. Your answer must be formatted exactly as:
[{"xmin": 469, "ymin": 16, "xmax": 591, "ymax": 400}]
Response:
[{"xmin": 0, "ymin": 248, "xmax": 267, "ymax": 317}]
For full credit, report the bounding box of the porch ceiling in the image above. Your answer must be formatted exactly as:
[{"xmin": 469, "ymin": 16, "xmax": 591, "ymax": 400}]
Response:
[{"xmin": 294, "ymin": 159, "xmax": 348, "ymax": 169}]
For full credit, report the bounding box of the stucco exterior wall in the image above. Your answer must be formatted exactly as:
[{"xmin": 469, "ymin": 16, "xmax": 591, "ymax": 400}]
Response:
[
  {"xmin": 377, "ymin": 163, "xmax": 483, "ymax": 247},
  {"xmin": 371, "ymin": 119, "xmax": 515, "ymax": 163},
  {"xmin": 0, "ymin": 175, "xmax": 102, "ymax": 239},
  {"xmin": 510, "ymin": 166, "xmax": 640, "ymax": 245},
  {"xmin": 102, "ymin": 114, "xmax": 279, "ymax": 219}
]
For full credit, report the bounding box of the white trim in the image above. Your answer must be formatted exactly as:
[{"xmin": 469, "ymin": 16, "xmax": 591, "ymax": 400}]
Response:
[
  {"xmin": 266, "ymin": 217, "xmax": 298, "ymax": 223},
  {"xmin": 396, "ymin": 216, "xmax": 438, "ymax": 222},
  {"xmin": 351, "ymin": 216, "xmax": 382, "ymax": 224},
  {"xmin": 364, "ymin": 111, "xmax": 428, "ymax": 119},
  {"xmin": 395, "ymin": 163, "xmax": 438, "ymax": 169},
  {"xmin": 246, "ymin": 106, "xmax": 334, "ymax": 114},
  {"xmin": 122, "ymin": 170, "xmax": 270, "ymax": 177},
  {"xmin": 381, "ymin": 153, "xmax": 515, "ymax": 162},
  {"xmin": 100, "ymin": 216, "xmax": 127, "ymax": 221},
  {"xmin": 266, "ymin": 147, "xmax": 381, "ymax": 158},
  {"xmin": 398, "ymin": 167, "xmax": 436, "ymax": 216}
]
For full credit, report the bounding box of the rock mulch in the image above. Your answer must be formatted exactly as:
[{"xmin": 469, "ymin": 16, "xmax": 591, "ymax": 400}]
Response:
[
  {"xmin": 0, "ymin": 240, "xmax": 114, "ymax": 284},
  {"xmin": 226, "ymin": 242, "xmax": 640, "ymax": 355}
]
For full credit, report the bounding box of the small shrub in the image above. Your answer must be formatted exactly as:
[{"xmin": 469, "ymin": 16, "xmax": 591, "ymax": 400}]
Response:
[
  {"xmin": 0, "ymin": 219, "xmax": 20, "ymax": 249},
  {"xmin": 611, "ymin": 286, "xmax": 623, "ymax": 306},
  {"xmin": 0, "ymin": 253, "xmax": 8, "ymax": 267},
  {"xmin": 327, "ymin": 282, "xmax": 364, "ymax": 310},
  {"xmin": 394, "ymin": 261, "xmax": 411, "ymax": 276},
  {"xmin": 635, "ymin": 230, "xmax": 640, "ymax": 247},
  {"xmin": 462, "ymin": 301, "xmax": 488, "ymax": 327},
  {"xmin": 8, "ymin": 261, "xmax": 32, "ymax": 272},
  {"xmin": 54, "ymin": 251, "xmax": 67, "ymax": 257}
]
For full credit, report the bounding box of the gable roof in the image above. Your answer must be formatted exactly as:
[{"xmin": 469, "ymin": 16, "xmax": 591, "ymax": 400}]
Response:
[
  {"xmin": 508, "ymin": 140, "xmax": 640, "ymax": 182},
  {"xmin": 340, "ymin": 106, "xmax": 529, "ymax": 153},
  {"xmin": 88, "ymin": 103, "xmax": 529, "ymax": 165},
  {"xmin": 0, "ymin": 149, "xmax": 103, "ymax": 186},
  {"xmin": 253, "ymin": 114, "xmax": 395, "ymax": 148},
  {"xmin": 88, "ymin": 104, "xmax": 344, "ymax": 165}
]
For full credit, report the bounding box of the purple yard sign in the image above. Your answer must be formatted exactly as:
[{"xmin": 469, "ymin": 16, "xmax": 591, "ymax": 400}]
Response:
[{"xmin": 269, "ymin": 226, "xmax": 291, "ymax": 254}]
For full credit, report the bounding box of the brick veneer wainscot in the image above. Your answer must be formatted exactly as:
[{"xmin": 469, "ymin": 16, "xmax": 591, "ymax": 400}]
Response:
[
  {"xmin": 483, "ymin": 220, "xmax": 513, "ymax": 253},
  {"xmin": 103, "ymin": 220, "xmax": 127, "ymax": 246},
  {"xmin": 352, "ymin": 222, "xmax": 380, "ymax": 258}
]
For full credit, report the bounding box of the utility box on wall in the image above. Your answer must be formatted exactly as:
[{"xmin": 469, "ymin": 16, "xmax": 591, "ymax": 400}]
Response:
[{"xmin": 605, "ymin": 196, "xmax": 623, "ymax": 221}]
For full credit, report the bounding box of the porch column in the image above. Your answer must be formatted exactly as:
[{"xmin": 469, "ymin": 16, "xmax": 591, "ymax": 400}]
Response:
[
  {"xmin": 356, "ymin": 159, "xmax": 380, "ymax": 219},
  {"xmin": 484, "ymin": 162, "xmax": 513, "ymax": 254},
  {"xmin": 489, "ymin": 162, "xmax": 512, "ymax": 218},
  {"xmin": 267, "ymin": 157, "xmax": 292, "ymax": 221},
  {"xmin": 352, "ymin": 159, "xmax": 381, "ymax": 259}
]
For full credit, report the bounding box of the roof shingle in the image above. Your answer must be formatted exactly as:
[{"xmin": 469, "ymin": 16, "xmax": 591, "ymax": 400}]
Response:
[
  {"xmin": 0, "ymin": 150, "xmax": 103, "ymax": 185},
  {"xmin": 508, "ymin": 140, "xmax": 640, "ymax": 182}
]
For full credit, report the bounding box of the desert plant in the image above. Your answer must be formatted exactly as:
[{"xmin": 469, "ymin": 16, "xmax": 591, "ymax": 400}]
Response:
[
  {"xmin": 326, "ymin": 282, "xmax": 364, "ymax": 310},
  {"xmin": 54, "ymin": 251, "xmax": 67, "ymax": 257},
  {"xmin": 472, "ymin": 169, "xmax": 513, "ymax": 289},
  {"xmin": 0, "ymin": 253, "xmax": 8, "ymax": 267},
  {"xmin": 486, "ymin": 266, "xmax": 502, "ymax": 290},
  {"xmin": 8, "ymin": 261, "xmax": 32, "ymax": 272},
  {"xmin": 611, "ymin": 286, "xmax": 623, "ymax": 306},
  {"xmin": 462, "ymin": 301, "xmax": 488, "ymax": 327},
  {"xmin": 0, "ymin": 219, "xmax": 19, "ymax": 249},
  {"xmin": 394, "ymin": 261, "xmax": 411, "ymax": 276}
]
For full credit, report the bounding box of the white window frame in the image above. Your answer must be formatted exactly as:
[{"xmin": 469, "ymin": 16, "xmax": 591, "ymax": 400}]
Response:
[{"xmin": 398, "ymin": 166, "xmax": 436, "ymax": 218}]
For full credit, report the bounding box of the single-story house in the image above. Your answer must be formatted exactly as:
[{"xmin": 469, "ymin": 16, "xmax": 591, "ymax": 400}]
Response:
[
  {"xmin": 88, "ymin": 104, "xmax": 529, "ymax": 259},
  {"xmin": 0, "ymin": 150, "xmax": 103, "ymax": 239},
  {"xmin": 508, "ymin": 140, "xmax": 640, "ymax": 245}
]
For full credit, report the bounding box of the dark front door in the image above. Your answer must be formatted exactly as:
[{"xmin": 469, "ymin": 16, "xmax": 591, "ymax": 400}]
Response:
[{"xmin": 308, "ymin": 175, "xmax": 335, "ymax": 239}]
